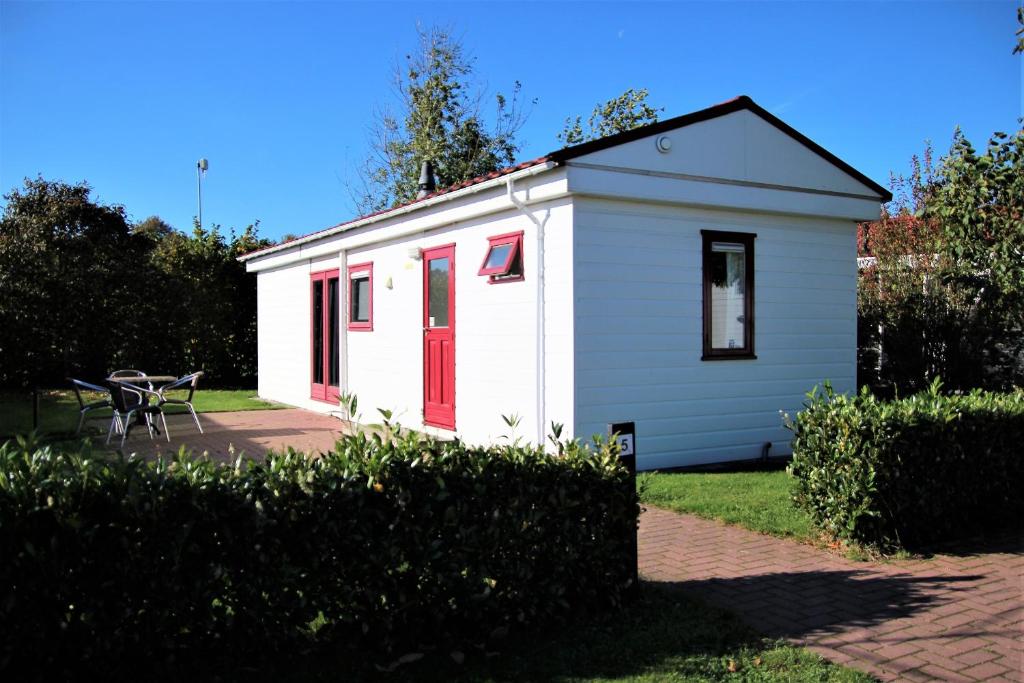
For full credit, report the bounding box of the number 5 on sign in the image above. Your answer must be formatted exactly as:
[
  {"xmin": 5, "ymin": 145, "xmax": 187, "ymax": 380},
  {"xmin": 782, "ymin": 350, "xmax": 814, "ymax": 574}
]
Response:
[{"xmin": 608, "ymin": 422, "xmax": 636, "ymax": 460}]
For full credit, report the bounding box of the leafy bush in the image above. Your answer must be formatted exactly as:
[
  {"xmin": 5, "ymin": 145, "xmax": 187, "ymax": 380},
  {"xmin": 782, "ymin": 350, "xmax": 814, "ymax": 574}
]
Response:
[
  {"xmin": 0, "ymin": 426, "xmax": 638, "ymax": 679},
  {"xmin": 857, "ymin": 128, "xmax": 1024, "ymax": 395},
  {"xmin": 786, "ymin": 381, "xmax": 1024, "ymax": 549},
  {"xmin": 0, "ymin": 178, "xmax": 270, "ymax": 389}
]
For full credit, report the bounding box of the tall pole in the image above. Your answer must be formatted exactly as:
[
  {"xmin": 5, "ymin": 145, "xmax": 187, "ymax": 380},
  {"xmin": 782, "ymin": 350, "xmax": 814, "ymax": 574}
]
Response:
[
  {"xmin": 196, "ymin": 161, "xmax": 202, "ymax": 228},
  {"xmin": 196, "ymin": 158, "xmax": 208, "ymax": 228}
]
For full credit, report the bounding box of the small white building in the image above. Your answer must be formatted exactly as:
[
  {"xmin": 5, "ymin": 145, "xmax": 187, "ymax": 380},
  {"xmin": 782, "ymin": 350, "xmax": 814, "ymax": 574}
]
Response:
[{"xmin": 240, "ymin": 96, "xmax": 889, "ymax": 470}]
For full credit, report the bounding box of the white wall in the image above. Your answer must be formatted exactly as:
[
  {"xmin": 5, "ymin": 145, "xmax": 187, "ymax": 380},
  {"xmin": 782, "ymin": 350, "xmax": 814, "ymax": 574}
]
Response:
[
  {"xmin": 345, "ymin": 203, "xmax": 574, "ymax": 445},
  {"xmin": 572, "ymin": 198, "xmax": 857, "ymax": 470},
  {"xmin": 574, "ymin": 109, "xmax": 883, "ymax": 200},
  {"xmin": 256, "ymin": 255, "xmax": 343, "ymax": 414},
  {"xmin": 542, "ymin": 199, "xmax": 576, "ymax": 444},
  {"xmin": 254, "ymin": 188, "xmax": 575, "ymax": 448}
]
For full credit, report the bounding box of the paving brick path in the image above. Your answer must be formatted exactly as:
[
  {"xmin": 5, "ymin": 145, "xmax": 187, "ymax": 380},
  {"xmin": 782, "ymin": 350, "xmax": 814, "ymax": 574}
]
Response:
[{"xmin": 639, "ymin": 506, "xmax": 1024, "ymax": 682}]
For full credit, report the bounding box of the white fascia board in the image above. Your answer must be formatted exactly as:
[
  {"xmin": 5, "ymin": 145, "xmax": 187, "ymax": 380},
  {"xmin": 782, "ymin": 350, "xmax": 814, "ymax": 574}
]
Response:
[
  {"xmin": 243, "ymin": 163, "xmax": 563, "ymax": 272},
  {"xmin": 566, "ymin": 163, "xmax": 884, "ymax": 222}
]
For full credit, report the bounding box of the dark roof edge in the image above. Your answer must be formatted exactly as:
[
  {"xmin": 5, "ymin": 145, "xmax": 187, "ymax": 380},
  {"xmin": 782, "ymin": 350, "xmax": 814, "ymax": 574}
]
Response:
[{"xmin": 545, "ymin": 95, "xmax": 893, "ymax": 202}]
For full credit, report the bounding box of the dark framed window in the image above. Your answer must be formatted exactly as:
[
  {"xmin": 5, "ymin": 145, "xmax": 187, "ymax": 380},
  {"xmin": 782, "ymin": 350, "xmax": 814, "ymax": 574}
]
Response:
[
  {"xmin": 479, "ymin": 231, "xmax": 524, "ymax": 283},
  {"xmin": 701, "ymin": 230, "xmax": 756, "ymax": 360},
  {"xmin": 348, "ymin": 262, "xmax": 373, "ymax": 331},
  {"xmin": 310, "ymin": 269, "xmax": 340, "ymax": 401}
]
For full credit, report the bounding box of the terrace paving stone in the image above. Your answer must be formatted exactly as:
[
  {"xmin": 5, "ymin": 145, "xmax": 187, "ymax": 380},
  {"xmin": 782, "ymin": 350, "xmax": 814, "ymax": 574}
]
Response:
[
  {"xmin": 639, "ymin": 505, "xmax": 1023, "ymax": 682},
  {"xmin": 99, "ymin": 408, "xmax": 346, "ymax": 461}
]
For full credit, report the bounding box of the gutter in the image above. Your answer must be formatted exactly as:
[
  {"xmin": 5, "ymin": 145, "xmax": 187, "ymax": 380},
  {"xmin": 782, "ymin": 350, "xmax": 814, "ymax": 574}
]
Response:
[{"xmin": 240, "ymin": 161, "xmax": 559, "ymax": 264}]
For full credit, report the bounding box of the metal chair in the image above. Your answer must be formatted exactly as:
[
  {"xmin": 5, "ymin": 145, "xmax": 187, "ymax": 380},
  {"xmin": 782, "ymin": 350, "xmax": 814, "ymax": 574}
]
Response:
[
  {"xmin": 68, "ymin": 378, "xmax": 117, "ymax": 436},
  {"xmin": 106, "ymin": 380, "xmax": 168, "ymax": 448},
  {"xmin": 158, "ymin": 371, "xmax": 204, "ymax": 434}
]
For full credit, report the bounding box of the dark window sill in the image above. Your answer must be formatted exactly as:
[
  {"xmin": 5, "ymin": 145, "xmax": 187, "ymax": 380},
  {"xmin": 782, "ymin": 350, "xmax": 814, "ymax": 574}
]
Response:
[{"xmin": 701, "ymin": 353, "xmax": 758, "ymax": 361}]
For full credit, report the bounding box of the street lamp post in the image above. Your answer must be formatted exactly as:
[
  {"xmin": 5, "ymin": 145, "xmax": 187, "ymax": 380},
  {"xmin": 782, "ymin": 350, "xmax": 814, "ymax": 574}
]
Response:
[{"xmin": 196, "ymin": 158, "xmax": 209, "ymax": 228}]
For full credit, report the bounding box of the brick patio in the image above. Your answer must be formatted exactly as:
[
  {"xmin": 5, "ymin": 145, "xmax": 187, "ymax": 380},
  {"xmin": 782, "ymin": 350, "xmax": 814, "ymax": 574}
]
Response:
[
  {"xmin": 640, "ymin": 506, "xmax": 1024, "ymax": 682},
  {"xmin": 97, "ymin": 408, "xmax": 346, "ymax": 461}
]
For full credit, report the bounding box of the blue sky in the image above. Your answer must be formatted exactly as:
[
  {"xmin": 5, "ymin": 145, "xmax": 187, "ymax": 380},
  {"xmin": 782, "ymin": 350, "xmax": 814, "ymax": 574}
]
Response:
[{"xmin": 1, "ymin": 1, "xmax": 1020, "ymax": 242}]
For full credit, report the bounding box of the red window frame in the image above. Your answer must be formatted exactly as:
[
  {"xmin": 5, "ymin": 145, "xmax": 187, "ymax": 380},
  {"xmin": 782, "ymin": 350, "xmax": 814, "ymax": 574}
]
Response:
[
  {"xmin": 348, "ymin": 262, "xmax": 373, "ymax": 331},
  {"xmin": 478, "ymin": 231, "xmax": 524, "ymax": 282},
  {"xmin": 310, "ymin": 269, "xmax": 340, "ymax": 403}
]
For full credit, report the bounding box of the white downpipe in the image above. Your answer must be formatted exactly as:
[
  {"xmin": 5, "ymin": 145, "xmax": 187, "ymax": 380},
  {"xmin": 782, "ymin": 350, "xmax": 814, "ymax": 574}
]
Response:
[{"xmin": 507, "ymin": 177, "xmax": 548, "ymax": 446}]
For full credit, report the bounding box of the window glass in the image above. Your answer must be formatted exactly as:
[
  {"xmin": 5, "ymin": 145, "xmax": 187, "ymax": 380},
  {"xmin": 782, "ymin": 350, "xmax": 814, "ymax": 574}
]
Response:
[
  {"xmin": 328, "ymin": 277, "xmax": 339, "ymax": 386},
  {"xmin": 311, "ymin": 280, "xmax": 324, "ymax": 384},
  {"xmin": 428, "ymin": 257, "xmax": 449, "ymax": 327},
  {"xmin": 350, "ymin": 276, "xmax": 370, "ymax": 323},
  {"xmin": 709, "ymin": 242, "xmax": 746, "ymax": 350},
  {"xmin": 499, "ymin": 248, "xmax": 522, "ymax": 279},
  {"xmin": 484, "ymin": 243, "xmax": 514, "ymax": 270}
]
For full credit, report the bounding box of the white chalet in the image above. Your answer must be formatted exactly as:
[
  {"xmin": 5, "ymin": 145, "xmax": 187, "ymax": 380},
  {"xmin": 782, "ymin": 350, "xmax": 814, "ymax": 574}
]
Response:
[{"xmin": 239, "ymin": 96, "xmax": 890, "ymax": 470}]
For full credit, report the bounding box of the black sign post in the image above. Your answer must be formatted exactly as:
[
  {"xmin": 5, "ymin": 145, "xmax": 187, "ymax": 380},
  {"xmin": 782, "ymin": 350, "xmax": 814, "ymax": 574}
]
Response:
[{"xmin": 608, "ymin": 421, "xmax": 638, "ymax": 593}]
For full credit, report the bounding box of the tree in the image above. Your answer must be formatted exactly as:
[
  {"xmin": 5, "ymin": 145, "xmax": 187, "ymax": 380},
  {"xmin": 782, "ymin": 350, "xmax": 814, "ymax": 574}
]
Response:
[
  {"xmin": 926, "ymin": 128, "xmax": 1024, "ymax": 306},
  {"xmin": 0, "ymin": 178, "xmax": 151, "ymax": 387},
  {"xmin": 146, "ymin": 221, "xmax": 270, "ymax": 386},
  {"xmin": 354, "ymin": 26, "xmax": 530, "ymax": 214},
  {"xmin": 1015, "ymin": 6, "xmax": 1023, "ymax": 54},
  {"xmin": 858, "ymin": 125, "xmax": 1024, "ymax": 394},
  {"xmin": 0, "ymin": 176, "xmax": 271, "ymax": 391},
  {"xmin": 558, "ymin": 88, "xmax": 662, "ymax": 145},
  {"xmin": 857, "ymin": 148, "xmax": 962, "ymax": 392},
  {"xmin": 133, "ymin": 215, "xmax": 175, "ymax": 241}
]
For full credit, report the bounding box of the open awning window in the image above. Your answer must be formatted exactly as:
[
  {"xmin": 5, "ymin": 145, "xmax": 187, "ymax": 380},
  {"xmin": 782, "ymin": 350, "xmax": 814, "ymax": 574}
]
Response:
[{"xmin": 478, "ymin": 231, "xmax": 524, "ymax": 282}]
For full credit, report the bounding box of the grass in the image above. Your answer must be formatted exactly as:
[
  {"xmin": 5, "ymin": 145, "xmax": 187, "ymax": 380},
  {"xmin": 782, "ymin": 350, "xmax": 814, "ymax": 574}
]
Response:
[
  {"xmin": 638, "ymin": 470, "xmax": 816, "ymax": 543},
  {"xmin": 0, "ymin": 388, "xmax": 283, "ymax": 438},
  {"xmin": 287, "ymin": 582, "xmax": 870, "ymax": 682}
]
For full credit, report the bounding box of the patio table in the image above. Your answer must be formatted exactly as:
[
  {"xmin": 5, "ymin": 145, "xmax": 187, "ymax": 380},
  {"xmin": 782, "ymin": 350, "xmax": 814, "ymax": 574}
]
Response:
[
  {"xmin": 106, "ymin": 376, "xmax": 179, "ymax": 435},
  {"xmin": 108, "ymin": 375, "xmax": 178, "ymax": 387}
]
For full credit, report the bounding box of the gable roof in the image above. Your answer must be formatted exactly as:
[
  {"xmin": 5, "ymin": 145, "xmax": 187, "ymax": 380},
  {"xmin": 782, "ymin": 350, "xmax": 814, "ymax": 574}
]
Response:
[
  {"xmin": 547, "ymin": 95, "xmax": 892, "ymax": 201},
  {"xmin": 240, "ymin": 95, "xmax": 889, "ymax": 261}
]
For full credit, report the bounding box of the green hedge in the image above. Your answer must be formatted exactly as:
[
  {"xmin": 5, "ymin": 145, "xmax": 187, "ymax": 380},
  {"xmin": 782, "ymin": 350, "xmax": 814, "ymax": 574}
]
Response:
[
  {"xmin": 787, "ymin": 381, "xmax": 1024, "ymax": 549},
  {"xmin": 0, "ymin": 427, "xmax": 638, "ymax": 679}
]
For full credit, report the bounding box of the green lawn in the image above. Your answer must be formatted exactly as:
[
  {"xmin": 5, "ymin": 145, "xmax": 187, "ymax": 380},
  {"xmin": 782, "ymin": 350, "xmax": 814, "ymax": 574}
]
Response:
[
  {"xmin": 290, "ymin": 582, "xmax": 869, "ymax": 682},
  {"xmin": 638, "ymin": 470, "xmax": 816, "ymax": 543},
  {"xmin": 0, "ymin": 388, "xmax": 283, "ymax": 438}
]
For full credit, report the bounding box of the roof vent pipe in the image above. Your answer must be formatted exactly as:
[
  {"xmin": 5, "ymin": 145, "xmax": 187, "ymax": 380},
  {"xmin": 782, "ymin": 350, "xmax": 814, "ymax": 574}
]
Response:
[{"xmin": 416, "ymin": 160, "xmax": 436, "ymax": 199}]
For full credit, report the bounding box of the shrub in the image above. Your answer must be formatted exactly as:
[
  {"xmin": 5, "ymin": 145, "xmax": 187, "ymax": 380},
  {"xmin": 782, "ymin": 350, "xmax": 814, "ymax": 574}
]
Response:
[
  {"xmin": 857, "ymin": 131, "xmax": 1024, "ymax": 396},
  {"xmin": 786, "ymin": 380, "xmax": 1024, "ymax": 549},
  {"xmin": 0, "ymin": 427, "xmax": 638, "ymax": 679},
  {"xmin": 0, "ymin": 178, "xmax": 271, "ymax": 390}
]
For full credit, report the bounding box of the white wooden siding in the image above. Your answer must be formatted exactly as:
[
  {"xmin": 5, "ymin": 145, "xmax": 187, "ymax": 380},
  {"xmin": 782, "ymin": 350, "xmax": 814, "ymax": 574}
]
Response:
[
  {"xmin": 253, "ymin": 182, "xmax": 575, "ymax": 448},
  {"xmin": 541, "ymin": 201, "xmax": 575, "ymax": 444},
  {"xmin": 572, "ymin": 109, "xmax": 882, "ymax": 200},
  {"xmin": 572, "ymin": 198, "xmax": 857, "ymax": 470},
  {"xmin": 256, "ymin": 263, "xmax": 313, "ymax": 410}
]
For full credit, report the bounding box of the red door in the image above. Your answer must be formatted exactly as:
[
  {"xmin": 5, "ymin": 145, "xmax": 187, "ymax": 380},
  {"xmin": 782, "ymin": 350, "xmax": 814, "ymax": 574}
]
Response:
[
  {"xmin": 310, "ymin": 269, "xmax": 340, "ymax": 402},
  {"xmin": 423, "ymin": 244, "xmax": 455, "ymax": 429}
]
